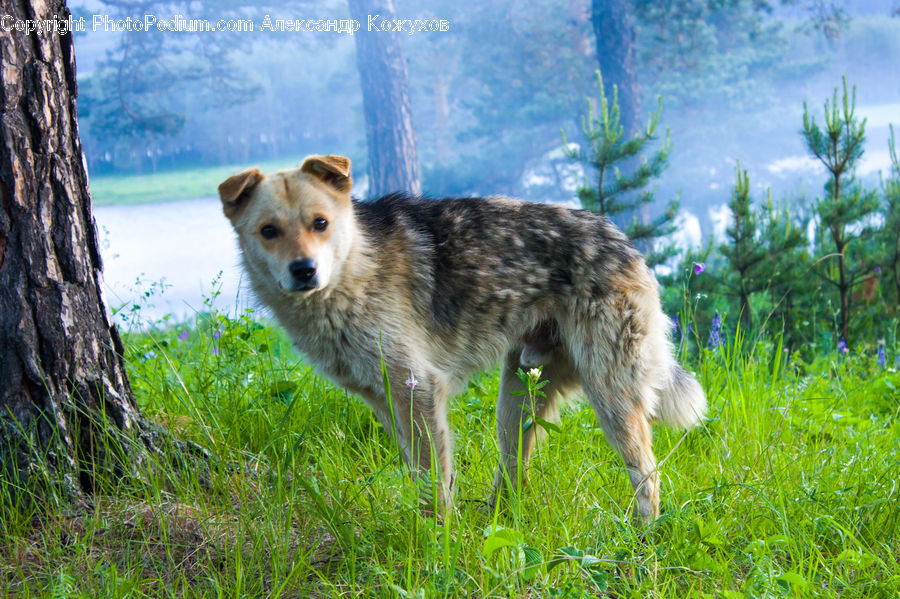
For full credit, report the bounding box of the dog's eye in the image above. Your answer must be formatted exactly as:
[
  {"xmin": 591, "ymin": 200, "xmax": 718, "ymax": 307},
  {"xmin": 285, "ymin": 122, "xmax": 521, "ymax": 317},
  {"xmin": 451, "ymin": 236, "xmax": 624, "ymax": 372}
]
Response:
[
  {"xmin": 312, "ymin": 217, "xmax": 328, "ymax": 232},
  {"xmin": 260, "ymin": 225, "xmax": 279, "ymax": 239}
]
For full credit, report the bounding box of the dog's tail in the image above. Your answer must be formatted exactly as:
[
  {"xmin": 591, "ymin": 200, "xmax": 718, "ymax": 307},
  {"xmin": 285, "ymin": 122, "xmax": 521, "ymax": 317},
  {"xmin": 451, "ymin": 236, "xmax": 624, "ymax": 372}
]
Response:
[{"xmin": 654, "ymin": 362, "xmax": 707, "ymax": 429}]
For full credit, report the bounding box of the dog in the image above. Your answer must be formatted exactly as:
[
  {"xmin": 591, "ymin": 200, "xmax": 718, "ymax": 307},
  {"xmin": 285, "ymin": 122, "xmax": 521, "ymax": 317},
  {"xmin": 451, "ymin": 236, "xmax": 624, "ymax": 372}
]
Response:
[{"xmin": 218, "ymin": 154, "xmax": 707, "ymax": 521}]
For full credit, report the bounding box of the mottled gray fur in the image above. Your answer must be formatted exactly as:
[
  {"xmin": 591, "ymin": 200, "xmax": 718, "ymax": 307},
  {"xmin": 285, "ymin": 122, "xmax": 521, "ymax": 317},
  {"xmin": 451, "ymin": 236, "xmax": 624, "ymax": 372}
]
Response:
[{"xmin": 218, "ymin": 155, "xmax": 707, "ymax": 521}]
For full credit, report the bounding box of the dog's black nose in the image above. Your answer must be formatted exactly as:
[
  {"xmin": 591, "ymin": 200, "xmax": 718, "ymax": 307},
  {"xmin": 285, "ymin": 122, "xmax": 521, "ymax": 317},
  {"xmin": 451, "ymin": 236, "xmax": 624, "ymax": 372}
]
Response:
[{"xmin": 289, "ymin": 258, "xmax": 317, "ymax": 283}]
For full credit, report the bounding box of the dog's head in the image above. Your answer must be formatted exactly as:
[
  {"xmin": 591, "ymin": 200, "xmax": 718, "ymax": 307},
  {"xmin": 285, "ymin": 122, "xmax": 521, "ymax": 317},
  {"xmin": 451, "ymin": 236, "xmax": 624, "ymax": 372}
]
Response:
[{"xmin": 218, "ymin": 154, "xmax": 355, "ymax": 296}]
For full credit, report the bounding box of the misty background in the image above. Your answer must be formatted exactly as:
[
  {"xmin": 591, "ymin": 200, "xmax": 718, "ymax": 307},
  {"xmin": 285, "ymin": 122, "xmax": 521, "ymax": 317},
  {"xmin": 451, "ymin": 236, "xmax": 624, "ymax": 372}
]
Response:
[{"xmin": 68, "ymin": 0, "xmax": 900, "ymax": 321}]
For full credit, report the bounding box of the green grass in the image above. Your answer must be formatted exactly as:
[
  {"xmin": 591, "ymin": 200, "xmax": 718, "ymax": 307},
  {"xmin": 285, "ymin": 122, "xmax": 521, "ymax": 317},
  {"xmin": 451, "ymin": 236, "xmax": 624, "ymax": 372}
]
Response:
[
  {"xmin": 89, "ymin": 157, "xmax": 307, "ymax": 206},
  {"xmin": 1, "ymin": 302, "xmax": 899, "ymax": 597}
]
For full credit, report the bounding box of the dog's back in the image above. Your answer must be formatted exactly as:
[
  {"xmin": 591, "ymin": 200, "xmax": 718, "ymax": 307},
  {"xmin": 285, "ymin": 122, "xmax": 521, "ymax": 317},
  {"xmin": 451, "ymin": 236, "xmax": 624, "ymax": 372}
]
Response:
[{"xmin": 354, "ymin": 193, "xmax": 647, "ymax": 353}]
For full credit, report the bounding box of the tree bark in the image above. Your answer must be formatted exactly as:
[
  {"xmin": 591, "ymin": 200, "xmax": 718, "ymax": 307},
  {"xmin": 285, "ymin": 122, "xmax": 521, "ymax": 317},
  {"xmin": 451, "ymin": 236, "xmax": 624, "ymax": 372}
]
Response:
[
  {"xmin": 739, "ymin": 284, "xmax": 752, "ymax": 331},
  {"xmin": 348, "ymin": 0, "xmax": 422, "ymax": 198},
  {"xmin": 0, "ymin": 0, "xmax": 148, "ymax": 501},
  {"xmin": 830, "ymin": 169, "xmax": 850, "ymax": 344},
  {"xmin": 591, "ymin": 0, "xmax": 642, "ymax": 136},
  {"xmin": 837, "ymin": 243, "xmax": 849, "ymax": 344}
]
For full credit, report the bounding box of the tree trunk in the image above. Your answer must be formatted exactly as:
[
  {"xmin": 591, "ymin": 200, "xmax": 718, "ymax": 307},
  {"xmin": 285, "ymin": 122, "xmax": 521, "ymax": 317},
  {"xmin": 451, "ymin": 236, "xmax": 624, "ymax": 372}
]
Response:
[
  {"xmin": 739, "ymin": 286, "xmax": 752, "ymax": 331},
  {"xmin": 591, "ymin": 0, "xmax": 642, "ymax": 136},
  {"xmin": 348, "ymin": 0, "xmax": 421, "ymax": 198},
  {"xmin": 0, "ymin": 0, "xmax": 149, "ymax": 501},
  {"xmin": 837, "ymin": 245, "xmax": 849, "ymax": 344}
]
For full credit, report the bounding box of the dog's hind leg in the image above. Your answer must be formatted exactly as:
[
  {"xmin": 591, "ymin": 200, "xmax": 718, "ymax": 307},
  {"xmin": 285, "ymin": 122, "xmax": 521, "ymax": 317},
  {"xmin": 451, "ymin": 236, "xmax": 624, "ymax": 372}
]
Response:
[
  {"xmin": 492, "ymin": 347, "xmax": 577, "ymax": 504},
  {"xmin": 581, "ymin": 374, "xmax": 660, "ymax": 523}
]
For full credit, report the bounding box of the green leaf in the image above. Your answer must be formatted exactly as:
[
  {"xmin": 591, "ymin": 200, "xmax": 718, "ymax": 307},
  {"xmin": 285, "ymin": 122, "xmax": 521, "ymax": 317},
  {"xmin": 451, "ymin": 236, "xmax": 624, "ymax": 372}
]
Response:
[
  {"xmin": 580, "ymin": 554, "xmax": 602, "ymax": 568},
  {"xmin": 482, "ymin": 526, "xmax": 524, "ymax": 559},
  {"xmin": 777, "ymin": 571, "xmax": 808, "ymax": 590},
  {"xmin": 546, "ymin": 546, "xmax": 584, "ymax": 572},
  {"xmin": 766, "ymin": 534, "xmax": 790, "ymax": 548},
  {"xmin": 522, "ymin": 546, "xmax": 543, "ymax": 580},
  {"xmin": 482, "ymin": 535, "xmax": 519, "ymax": 559},
  {"xmin": 590, "ymin": 569, "xmax": 609, "ymax": 591},
  {"xmin": 534, "ymin": 417, "xmax": 562, "ymax": 434},
  {"xmin": 836, "ymin": 549, "xmax": 876, "ymax": 569},
  {"xmin": 690, "ymin": 547, "xmax": 717, "ymax": 571}
]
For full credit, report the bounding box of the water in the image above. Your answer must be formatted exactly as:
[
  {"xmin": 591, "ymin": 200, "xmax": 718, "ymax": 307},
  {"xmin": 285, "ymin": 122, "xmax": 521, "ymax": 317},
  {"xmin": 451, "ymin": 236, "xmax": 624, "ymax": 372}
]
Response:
[{"xmin": 94, "ymin": 196, "xmax": 249, "ymax": 326}]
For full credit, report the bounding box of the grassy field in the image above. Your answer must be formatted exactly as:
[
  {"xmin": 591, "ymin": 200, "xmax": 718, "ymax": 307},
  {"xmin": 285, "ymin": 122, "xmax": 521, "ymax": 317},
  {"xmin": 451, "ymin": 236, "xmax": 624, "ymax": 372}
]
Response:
[
  {"xmin": 88, "ymin": 158, "xmax": 307, "ymax": 206},
  {"xmin": 1, "ymin": 301, "xmax": 898, "ymax": 597}
]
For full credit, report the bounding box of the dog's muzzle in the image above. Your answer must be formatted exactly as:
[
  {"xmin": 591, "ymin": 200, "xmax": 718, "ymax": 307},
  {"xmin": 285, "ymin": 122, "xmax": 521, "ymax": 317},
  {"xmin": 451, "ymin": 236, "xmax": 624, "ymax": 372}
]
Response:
[{"xmin": 288, "ymin": 258, "xmax": 318, "ymax": 291}]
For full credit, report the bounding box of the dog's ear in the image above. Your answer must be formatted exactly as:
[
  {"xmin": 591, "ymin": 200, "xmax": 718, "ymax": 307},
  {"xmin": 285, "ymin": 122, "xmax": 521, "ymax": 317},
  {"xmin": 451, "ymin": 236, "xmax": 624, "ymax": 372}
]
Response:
[
  {"xmin": 219, "ymin": 168, "xmax": 264, "ymax": 221},
  {"xmin": 300, "ymin": 155, "xmax": 352, "ymax": 193}
]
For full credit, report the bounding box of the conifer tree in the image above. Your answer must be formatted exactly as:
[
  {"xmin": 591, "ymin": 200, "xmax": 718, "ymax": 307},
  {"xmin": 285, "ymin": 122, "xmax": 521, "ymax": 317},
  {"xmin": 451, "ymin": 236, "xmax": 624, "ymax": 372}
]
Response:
[
  {"xmin": 718, "ymin": 166, "xmax": 808, "ymax": 332},
  {"xmin": 760, "ymin": 198, "xmax": 811, "ymax": 348},
  {"xmin": 802, "ymin": 77, "xmax": 880, "ymax": 344},
  {"xmin": 563, "ymin": 71, "xmax": 679, "ymax": 268},
  {"xmin": 720, "ymin": 166, "xmax": 766, "ymax": 329}
]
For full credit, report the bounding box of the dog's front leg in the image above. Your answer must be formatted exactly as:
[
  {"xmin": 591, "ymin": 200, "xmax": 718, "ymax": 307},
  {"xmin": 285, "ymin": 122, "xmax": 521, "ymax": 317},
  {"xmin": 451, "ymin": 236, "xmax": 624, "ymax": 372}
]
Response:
[{"xmin": 371, "ymin": 382, "xmax": 454, "ymax": 513}]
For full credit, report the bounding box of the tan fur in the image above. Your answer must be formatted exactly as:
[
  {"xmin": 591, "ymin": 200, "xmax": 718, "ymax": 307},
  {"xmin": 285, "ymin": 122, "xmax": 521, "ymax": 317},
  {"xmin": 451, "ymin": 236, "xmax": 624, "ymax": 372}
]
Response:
[
  {"xmin": 219, "ymin": 155, "xmax": 708, "ymax": 522},
  {"xmin": 219, "ymin": 168, "xmax": 263, "ymax": 221}
]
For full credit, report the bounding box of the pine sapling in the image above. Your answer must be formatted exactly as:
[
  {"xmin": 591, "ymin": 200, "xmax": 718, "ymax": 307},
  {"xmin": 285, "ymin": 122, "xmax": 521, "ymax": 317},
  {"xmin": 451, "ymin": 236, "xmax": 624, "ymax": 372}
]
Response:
[
  {"xmin": 802, "ymin": 77, "xmax": 880, "ymax": 344},
  {"xmin": 718, "ymin": 166, "xmax": 808, "ymax": 334},
  {"xmin": 563, "ymin": 71, "xmax": 679, "ymax": 268}
]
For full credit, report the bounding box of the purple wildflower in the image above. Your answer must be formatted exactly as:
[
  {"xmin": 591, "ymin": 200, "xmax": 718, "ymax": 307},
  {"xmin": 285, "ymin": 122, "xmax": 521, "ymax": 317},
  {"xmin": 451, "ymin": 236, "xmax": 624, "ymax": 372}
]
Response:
[
  {"xmin": 405, "ymin": 371, "xmax": 418, "ymax": 390},
  {"xmin": 877, "ymin": 340, "xmax": 886, "ymax": 368},
  {"xmin": 707, "ymin": 312, "xmax": 723, "ymax": 348},
  {"xmin": 214, "ymin": 328, "xmax": 222, "ymax": 339},
  {"xmin": 694, "ymin": 263, "xmax": 706, "ymax": 275},
  {"xmin": 874, "ymin": 266, "xmax": 882, "ymax": 274},
  {"xmin": 212, "ymin": 346, "xmax": 220, "ymax": 356},
  {"xmin": 673, "ymin": 314, "xmax": 691, "ymax": 343},
  {"xmin": 837, "ymin": 338, "xmax": 848, "ymax": 354},
  {"xmin": 178, "ymin": 331, "xmax": 190, "ymax": 341}
]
